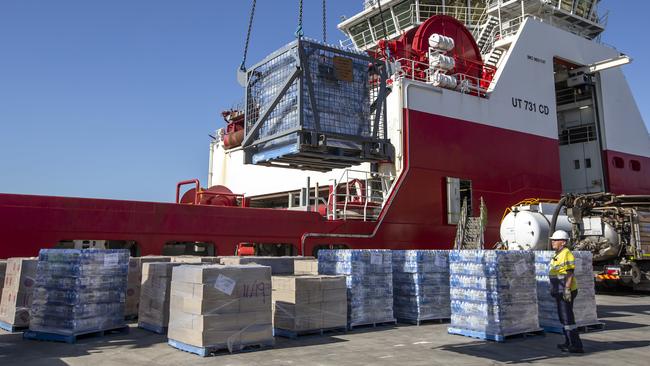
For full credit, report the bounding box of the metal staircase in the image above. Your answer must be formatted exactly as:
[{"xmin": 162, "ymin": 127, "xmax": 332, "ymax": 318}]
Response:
[
  {"xmin": 454, "ymin": 197, "xmax": 487, "ymax": 250},
  {"xmin": 485, "ymin": 47, "xmax": 506, "ymax": 68},
  {"xmin": 476, "ymin": 15, "xmax": 500, "ymax": 52}
]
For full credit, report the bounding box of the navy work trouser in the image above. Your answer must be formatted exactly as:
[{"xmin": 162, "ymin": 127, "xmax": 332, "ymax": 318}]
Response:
[{"xmin": 554, "ymin": 290, "xmax": 584, "ymax": 350}]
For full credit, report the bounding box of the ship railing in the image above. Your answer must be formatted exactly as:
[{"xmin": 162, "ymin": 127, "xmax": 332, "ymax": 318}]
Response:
[
  {"xmin": 340, "ymin": 4, "xmax": 486, "ymax": 51},
  {"xmin": 393, "ymin": 57, "xmax": 495, "ymax": 97},
  {"xmin": 478, "ymin": 13, "xmax": 535, "ymax": 55},
  {"xmin": 326, "ymin": 169, "xmax": 393, "ymax": 222}
]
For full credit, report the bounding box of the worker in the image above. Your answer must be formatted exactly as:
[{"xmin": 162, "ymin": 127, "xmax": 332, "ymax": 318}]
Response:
[{"xmin": 549, "ymin": 230, "xmax": 584, "ymax": 353}]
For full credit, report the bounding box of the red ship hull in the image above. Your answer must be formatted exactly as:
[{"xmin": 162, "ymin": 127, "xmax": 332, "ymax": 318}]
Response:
[{"xmin": 1, "ymin": 109, "xmax": 648, "ymax": 258}]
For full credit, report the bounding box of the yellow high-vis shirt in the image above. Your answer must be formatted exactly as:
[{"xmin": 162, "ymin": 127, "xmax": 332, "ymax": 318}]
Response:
[{"xmin": 549, "ymin": 247, "xmax": 578, "ymax": 291}]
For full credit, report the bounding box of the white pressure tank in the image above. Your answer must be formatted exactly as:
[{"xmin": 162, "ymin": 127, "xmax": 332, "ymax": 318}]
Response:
[
  {"xmin": 429, "ymin": 54, "xmax": 456, "ymax": 71},
  {"xmin": 499, "ymin": 203, "xmax": 572, "ymax": 250},
  {"xmin": 428, "ymin": 33, "xmax": 455, "ymax": 51},
  {"xmin": 430, "ymin": 71, "xmax": 457, "ymax": 89}
]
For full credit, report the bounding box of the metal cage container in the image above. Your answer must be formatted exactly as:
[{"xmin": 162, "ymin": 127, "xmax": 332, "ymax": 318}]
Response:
[{"xmin": 242, "ymin": 39, "xmax": 390, "ymax": 172}]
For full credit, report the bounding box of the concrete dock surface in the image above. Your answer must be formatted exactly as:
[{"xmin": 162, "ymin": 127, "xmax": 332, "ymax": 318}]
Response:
[{"xmin": 1, "ymin": 293, "xmax": 648, "ymax": 365}]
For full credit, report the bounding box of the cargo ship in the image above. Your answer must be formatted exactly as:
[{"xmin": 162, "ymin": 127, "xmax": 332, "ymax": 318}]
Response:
[{"xmin": 0, "ymin": 0, "xmax": 648, "ymax": 259}]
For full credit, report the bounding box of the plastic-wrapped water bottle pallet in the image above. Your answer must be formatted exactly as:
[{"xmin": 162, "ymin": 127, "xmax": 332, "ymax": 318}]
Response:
[
  {"xmin": 138, "ymin": 322, "xmax": 167, "ymax": 335},
  {"xmin": 23, "ymin": 325, "xmax": 129, "ymax": 344},
  {"xmin": 0, "ymin": 320, "xmax": 27, "ymax": 333},
  {"xmin": 348, "ymin": 319, "xmax": 397, "ymax": 330},
  {"xmin": 542, "ymin": 322, "xmax": 604, "ymax": 334},
  {"xmin": 168, "ymin": 338, "xmax": 274, "ymax": 357},
  {"xmin": 447, "ymin": 327, "xmax": 544, "ymax": 343},
  {"xmin": 397, "ymin": 317, "xmax": 450, "ymax": 326},
  {"xmin": 273, "ymin": 326, "xmax": 347, "ymax": 339}
]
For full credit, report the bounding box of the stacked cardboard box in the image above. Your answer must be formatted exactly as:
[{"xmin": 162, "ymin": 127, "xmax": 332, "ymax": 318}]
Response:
[
  {"xmin": 170, "ymin": 256, "xmax": 221, "ymax": 264},
  {"xmin": 0, "ymin": 260, "xmax": 6, "ymax": 297},
  {"xmin": 125, "ymin": 256, "xmax": 171, "ymax": 318},
  {"xmin": 138, "ymin": 262, "xmax": 186, "ymax": 333},
  {"xmin": 0, "ymin": 258, "xmax": 38, "ymax": 328},
  {"xmin": 534, "ymin": 251, "xmax": 599, "ymax": 330},
  {"xmin": 220, "ymin": 256, "xmax": 310, "ymax": 275},
  {"xmin": 29, "ymin": 249, "xmax": 129, "ymax": 335},
  {"xmin": 273, "ymin": 275, "xmax": 347, "ymax": 333},
  {"xmin": 392, "ymin": 250, "xmax": 451, "ymax": 323},
  {"xmin": 294, "ymin": 259, "xmax": 319, "ymax": 275},
  {"xmin": 318, "ymin": 250, "xmax": 395, "ymax": 327},
  {"xmin": 167, "ymin": 265, "xmax": 274, "ymax": 352},
  {"xmin": 448, "ymin": 250, "xmax": 540, "ymax": 339}
]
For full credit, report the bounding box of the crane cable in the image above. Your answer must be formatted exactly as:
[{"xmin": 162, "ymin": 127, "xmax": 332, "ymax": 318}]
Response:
[{"xmin": 239, "ymin": 0, "xmax": 257, "ymax": 73}]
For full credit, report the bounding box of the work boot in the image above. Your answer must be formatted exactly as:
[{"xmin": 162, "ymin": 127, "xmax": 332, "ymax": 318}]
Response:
[{"xmin": 557, "ymin": 343, "xmax": 569, "ymax": 351}]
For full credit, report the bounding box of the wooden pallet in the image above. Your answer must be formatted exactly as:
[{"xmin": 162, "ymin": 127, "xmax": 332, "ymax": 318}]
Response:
[
  {"xmin": 23, "ymin": 326, "xmax": 129, "ymax": 344},
  {"xmin": 274, "ymin": 326, "xmax": 347, "ymax": 339},
  {"xmin": 348, "ymin": 319, "xmax": 397, "ymax": 330},
  {"xmin": 138, "ymin": 322, "xmax": 167, "ymax": 335},
  {"xmin": 543, "ymin": 322, "xmax": 605, "ymax": 334},
  {"xmin": 447, "ymin": 327, "xmax": 544, "ymax": 343},
  {"xmin": 0, "ymin": 320, "xmax": 27, "ymax": 333},
  {"xmin": 168, "ymin": 338, "xmax": 274, "ymax": 357},
  {"xmin": 397, "ymin": 317, "xmax": 450, "ymax": 326}
]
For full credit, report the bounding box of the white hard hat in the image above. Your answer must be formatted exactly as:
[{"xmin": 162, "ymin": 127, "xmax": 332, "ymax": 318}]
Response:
[{"xmin": 550, "ymin": 230, "xmax": 570, "ymax": 241}]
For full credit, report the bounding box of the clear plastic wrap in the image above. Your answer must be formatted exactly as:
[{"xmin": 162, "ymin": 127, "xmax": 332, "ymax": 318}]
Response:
[
  {"xmin": 449, "ymin": 250, "xmax": 540, "ymax": 336},
  {"xmin": 534, "ymin": 251, "xmax": 599, "ymax": 329},
  {"xmin": 318, "ymin": 250, "xmax": 394, "ymax": 327},
  {"xmin": 392, "ymin": 250, "xmax": 451, "ymax": 322},
  {"xmin": 167, "ymin": 264, "xmax": 274, "ymax": 352},
  {"xmin": 29, "ymin": 249, "xmax": 129, "ymax": 335}
]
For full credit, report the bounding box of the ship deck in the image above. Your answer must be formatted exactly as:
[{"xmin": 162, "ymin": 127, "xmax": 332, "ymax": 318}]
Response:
[{"xmin": 2, "ymin": 292, "xmax": 648, "ymax": 365}]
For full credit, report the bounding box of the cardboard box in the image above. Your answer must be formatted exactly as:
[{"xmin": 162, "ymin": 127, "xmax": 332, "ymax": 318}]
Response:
[
  {"xmin": 138, "ymin": 262, "xmax": 188, "ymax": 331},
  {"xmin": 272, "ymin": 275, "xmax": 347, "ymax": 332},
  {"xmin": 0, "ymin": 258, "xmax": 38, "ymax": 327},
  {"xmin": 220, "ymin": 256, "xmax": 314, "ymax": 275},
  {"xmin": 167, "ymin": 264, "xmax": 274, "ymax": 349},
  {"xmin": 125, "ymin": 256, "xmax": 171, "ymax": 317},
  {"xmin": 294, "ymin": 259, "xmax": 318, "ymax": 275},
  {"xmin": 0, "ymin": 260, "xmax": 6, "ymax": 297}
]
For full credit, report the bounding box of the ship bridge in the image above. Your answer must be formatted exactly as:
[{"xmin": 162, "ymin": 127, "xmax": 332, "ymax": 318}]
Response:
[{"xmin": 339, "ymin": 1, "xmax": 607, "ymax": 62}]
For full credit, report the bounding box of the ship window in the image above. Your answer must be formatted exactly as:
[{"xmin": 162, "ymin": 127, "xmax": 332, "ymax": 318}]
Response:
[
  {"xmin": 630, "ymin": 160, "xmax": 641, "ymax": 172},
  {"xmin": 613, "ymin": 157, "xmax": 624, "ymax": 169},
  {"xmin": 574, "ymin": 160, "xmax": 581, "ymax": 169},
  {"xmin": 585, "ymin": 158, "xmax": 592, "ymax": 168},
  {"xmin": 370, "ymin": 9, "xmax": 396, "ymax": 39},
  {"xmin": 393, "ymin": 0, "xmax": 415, "ymax": 29},
  {"xmin": 446, "ymin": 177, "xmax": 472, "ymax": 225},
  {"xmin": 350, "ymin": 22, "xmax": 372, "ymax": 48}
]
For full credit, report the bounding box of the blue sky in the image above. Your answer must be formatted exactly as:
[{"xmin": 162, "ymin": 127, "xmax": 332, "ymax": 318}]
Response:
[{"xmin": 0, "ymin": 0, "xmax": 648, "ymax": 202}]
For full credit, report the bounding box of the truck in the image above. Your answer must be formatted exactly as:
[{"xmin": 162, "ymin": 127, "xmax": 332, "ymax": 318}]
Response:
[{"xmin": 500, "ymin": 193, "xmax": 650, "ymax": 290}]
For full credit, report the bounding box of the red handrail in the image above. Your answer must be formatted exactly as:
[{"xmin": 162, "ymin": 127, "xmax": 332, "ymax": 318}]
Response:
[{"xmin": 175, "ymin": 179, "xmax": 200, "ymax": 204}]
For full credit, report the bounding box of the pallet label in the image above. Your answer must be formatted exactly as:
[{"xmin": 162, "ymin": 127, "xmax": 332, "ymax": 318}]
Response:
[{"xmin": 214, "ymin": 274, "xmax": 236, "ymax": 296}]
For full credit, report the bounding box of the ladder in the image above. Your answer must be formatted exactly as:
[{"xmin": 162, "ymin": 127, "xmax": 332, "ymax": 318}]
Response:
[
  {"xmin": 476, "ymin": 15, "xmax": 500, "ymax": 52},
  {"xmin": 454, "ymin": 197, "xmax": 487, "ymax": 250}
]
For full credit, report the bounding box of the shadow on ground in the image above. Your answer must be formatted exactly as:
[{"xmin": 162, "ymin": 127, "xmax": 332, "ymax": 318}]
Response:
[
  {"xmin": 597, "ymin": 304, "xmax": 650, "ymax": 318},
  {"xmin": 435, "ymin": 337, "xmax": 650, "ymax": 364},
  {"xmin": 0, "ymin": 325, "xmax": 165, "ymax": 364}
]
